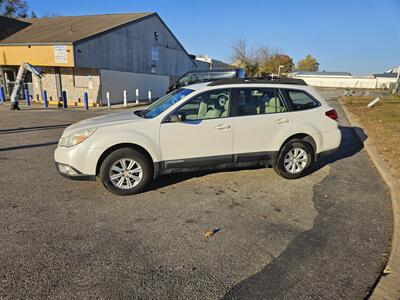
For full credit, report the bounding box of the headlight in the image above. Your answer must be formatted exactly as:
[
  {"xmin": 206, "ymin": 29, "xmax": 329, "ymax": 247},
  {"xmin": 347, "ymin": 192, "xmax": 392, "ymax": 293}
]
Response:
[{"xmin": 59, "ymin": 128, "xmax": 96, "ymax": 148}]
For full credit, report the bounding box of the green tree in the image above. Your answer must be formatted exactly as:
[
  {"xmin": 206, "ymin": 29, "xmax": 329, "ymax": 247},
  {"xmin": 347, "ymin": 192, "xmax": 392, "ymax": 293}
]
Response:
[
  {"xmin": 297, "ymin": 54, "xmax": 319, "ymax": 71},
  {"xmin": 231, "ymin": 40, "xmax": 294, "ymax": 77},
  {"xmin": 0, "ymin": 0, "xmax": 28, "ymax": 17},
  {"xmin": 260, "ymin": 54, "xmax": 294, "ymax": 75}
]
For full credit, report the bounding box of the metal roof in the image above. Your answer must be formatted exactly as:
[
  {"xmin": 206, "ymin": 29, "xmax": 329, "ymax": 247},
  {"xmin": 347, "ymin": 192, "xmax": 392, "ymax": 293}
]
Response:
[
  {"xmin": 373, "ymin": 73, "xmax": 398, "ymax": 78},
  {"xmin": 293, "ymin": 71, "xmax": 352, "ymax": 76},
  {"xmin": 0, "ymin": 13, "xmax": 154, "ymax": 45},
  {"xmin": 385, "ymin": 66, "xmax": 400, "ymax": 73},
  {"xmin": 0, "ymin": 16, "xmax": 31, "ymax": 40}
]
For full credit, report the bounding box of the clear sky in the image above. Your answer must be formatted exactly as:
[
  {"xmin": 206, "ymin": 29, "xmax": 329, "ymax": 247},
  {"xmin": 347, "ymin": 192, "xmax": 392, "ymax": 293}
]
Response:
[{"xmin": 27, "ymin": 0, "xmax": 400, "ymax": 75}]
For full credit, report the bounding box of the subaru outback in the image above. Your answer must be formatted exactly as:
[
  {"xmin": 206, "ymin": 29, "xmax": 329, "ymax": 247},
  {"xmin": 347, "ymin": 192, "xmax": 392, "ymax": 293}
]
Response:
[{"xmin": 54, "ymin": 78, "xmax": 341, "ymax": 195}]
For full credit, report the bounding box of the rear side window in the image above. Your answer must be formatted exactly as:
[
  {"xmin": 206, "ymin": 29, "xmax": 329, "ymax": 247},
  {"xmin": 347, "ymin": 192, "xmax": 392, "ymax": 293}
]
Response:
[
  {"xmin": 235, "ymin": 88, "xmax": 288, "ymax": 116},
  {"xmin": 284, "ymin": 90, "xmax": 319, "ymax": 111}
]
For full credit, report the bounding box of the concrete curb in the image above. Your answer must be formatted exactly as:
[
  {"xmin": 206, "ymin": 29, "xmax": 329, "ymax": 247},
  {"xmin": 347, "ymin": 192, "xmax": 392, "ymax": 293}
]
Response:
[{"xmin": 339, "ymin": 99, "xmax": 400, "ymax": 299}]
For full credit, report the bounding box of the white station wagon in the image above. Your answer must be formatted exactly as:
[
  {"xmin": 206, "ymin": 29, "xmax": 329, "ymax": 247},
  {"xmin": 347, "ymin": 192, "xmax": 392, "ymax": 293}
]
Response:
[{"xmin": 55, "ymin": 78, "xmax": 341, "ymax": 195}]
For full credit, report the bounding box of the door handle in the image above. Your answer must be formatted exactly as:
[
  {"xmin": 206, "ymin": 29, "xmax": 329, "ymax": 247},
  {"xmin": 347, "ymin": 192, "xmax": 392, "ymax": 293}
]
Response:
[
  {"xmin": 275, "ymin": 118, "xmax": 289, "ymax": 124},
  {"xmin": 215, "ymin": 124, "xmax": 231, "ymax": 130}
]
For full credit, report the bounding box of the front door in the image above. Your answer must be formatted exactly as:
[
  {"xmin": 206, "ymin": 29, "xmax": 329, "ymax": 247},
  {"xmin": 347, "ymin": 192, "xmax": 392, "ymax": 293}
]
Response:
[{"xmin": 159, "ymin": 88, "xmax": 233, "ymax": 169}]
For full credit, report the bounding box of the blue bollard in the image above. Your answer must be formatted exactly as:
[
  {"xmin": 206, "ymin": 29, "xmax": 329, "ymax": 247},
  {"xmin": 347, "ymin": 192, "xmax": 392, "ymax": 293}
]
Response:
[
  {"xmin": 62, "ymin": 91, "xmax": 67, "ymax": 108},
  {"xmin": 0, "ymin": 86, "xmax": 5, "ymax": 104},
  {"xmin": 24, "ymin": 89, "xmax": 30, "ymax": 106},
  {"xmin": 84, "ymin": 92, "xmax": 89, "ymax": 110},
  {"xmin": 43, "ymin": 90, "xmax": 48, "ymax": 108}
]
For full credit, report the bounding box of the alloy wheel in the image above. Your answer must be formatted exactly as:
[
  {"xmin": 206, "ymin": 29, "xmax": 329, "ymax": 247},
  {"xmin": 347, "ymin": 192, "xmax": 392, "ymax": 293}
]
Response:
[
  {"xmin": 283, "ymin": 148, "xmax": 308, "ymax": 174},
  {"xmin": 109, "ymin": 158, "xmax": 143, "ymax": 189}
]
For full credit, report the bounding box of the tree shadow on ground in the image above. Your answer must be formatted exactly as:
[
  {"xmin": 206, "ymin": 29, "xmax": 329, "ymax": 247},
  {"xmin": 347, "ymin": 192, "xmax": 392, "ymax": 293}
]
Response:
[
  {"xmin": 0, "ymin": 124, "xmax": 70, "ymax": 135},
  {"xmin": 0, "ymin": 141, "xmax": 58, "ymax": 152}
]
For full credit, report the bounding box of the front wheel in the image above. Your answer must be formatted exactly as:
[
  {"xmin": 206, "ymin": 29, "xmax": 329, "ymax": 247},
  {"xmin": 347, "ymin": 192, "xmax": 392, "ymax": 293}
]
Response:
[
  {"xmin": 273, "ymin": 139, "xmax": 313, "ymax": 179},
  {"xmin": 99, "ymin": 148, "xmax": 152, "ymax": 195}
]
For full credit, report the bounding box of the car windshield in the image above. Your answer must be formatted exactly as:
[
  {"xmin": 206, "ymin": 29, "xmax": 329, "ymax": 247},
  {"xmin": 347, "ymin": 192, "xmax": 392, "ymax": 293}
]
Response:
[{"xmin": 141, "ymin": 88, "xmax": 193, "ymax": 118}]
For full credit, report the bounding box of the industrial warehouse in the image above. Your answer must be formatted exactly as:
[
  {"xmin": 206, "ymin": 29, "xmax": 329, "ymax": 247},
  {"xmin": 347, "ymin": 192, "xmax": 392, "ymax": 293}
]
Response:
[{"xmin": 0, "ymin": 12, "xmax": 212, "ymax": 106}]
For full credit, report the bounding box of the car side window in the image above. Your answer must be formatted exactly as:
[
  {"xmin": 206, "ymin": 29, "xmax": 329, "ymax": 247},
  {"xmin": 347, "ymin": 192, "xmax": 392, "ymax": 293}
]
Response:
[
  {"xmin": 284, "ymin": 89, "xmax": 319, "ymax": 111},
  {"xmin": 175, "ymin": 89, "xmax": 231, "ymax": 120},
  {"xmin": 235, "ymin": 88, "xmax": 287, "ymax": 116}
]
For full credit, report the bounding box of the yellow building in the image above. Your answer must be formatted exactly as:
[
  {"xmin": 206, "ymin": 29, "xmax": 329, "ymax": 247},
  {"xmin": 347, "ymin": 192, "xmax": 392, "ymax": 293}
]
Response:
[{"xmin": 0, "ymin": 13, "xmax": 200, "ymax": 105}]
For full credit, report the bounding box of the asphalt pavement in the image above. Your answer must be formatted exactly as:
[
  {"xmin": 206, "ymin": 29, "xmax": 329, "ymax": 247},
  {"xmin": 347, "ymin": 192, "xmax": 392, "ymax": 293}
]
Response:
[{"xmin": 0, "ymin": 100, "xmax": 392, "ymax": 299}]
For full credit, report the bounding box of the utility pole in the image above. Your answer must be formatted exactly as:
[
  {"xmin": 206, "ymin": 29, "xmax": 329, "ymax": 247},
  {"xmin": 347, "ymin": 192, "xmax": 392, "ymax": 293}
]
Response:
[{"xmin": 278, "ymin": 65, "xmax": 284, "ymax": 77}]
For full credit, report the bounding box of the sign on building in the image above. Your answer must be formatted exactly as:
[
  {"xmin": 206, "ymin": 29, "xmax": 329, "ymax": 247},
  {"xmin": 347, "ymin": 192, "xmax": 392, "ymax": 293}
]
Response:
[{"xmin": 54, "ymin": 45, "xmax": 68, "ymax": 64}]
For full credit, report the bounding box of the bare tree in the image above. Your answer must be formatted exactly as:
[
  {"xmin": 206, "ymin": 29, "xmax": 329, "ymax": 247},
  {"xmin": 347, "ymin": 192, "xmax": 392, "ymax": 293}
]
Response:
[
  {"xmin": 231, "ymin": 40, "xmax": 294, "ymax": 77},
  {"xmin": 257, "ymin": 46, "xmax": 273, "ymax": 76},
  {"xmin": 231, "ymin": 39, "xmax": 260, "ymax": 77}
]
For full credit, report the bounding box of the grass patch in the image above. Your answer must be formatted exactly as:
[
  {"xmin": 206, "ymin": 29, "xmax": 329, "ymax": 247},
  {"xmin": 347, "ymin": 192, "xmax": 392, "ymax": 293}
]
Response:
[{"xmin": 340, "ymin": 95, "xmax": 400, "ymax": 179}]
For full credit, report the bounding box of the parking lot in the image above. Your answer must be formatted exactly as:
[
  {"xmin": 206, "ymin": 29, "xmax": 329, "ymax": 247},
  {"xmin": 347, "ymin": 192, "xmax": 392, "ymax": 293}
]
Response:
[{"xmin": 0, "ymin": 98, "xmax": 392, "ymax": 299}]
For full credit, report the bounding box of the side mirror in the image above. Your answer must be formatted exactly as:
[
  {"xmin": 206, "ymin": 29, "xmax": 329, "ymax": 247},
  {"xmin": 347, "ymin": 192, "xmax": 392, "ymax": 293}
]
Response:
[{"xmin": 167, "ymin": 111, "xmax": 186, "ymax": 122}]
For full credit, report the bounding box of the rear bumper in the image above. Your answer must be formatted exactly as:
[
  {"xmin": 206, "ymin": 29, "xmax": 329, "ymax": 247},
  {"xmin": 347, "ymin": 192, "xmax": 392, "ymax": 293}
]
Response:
[
  {"xmin": 55, "ymin": 162, "xmax": 96, "ymax": 181},
  {"xmin": 314, "ymin": 128, "xmax": 341, "ymax": 161}
]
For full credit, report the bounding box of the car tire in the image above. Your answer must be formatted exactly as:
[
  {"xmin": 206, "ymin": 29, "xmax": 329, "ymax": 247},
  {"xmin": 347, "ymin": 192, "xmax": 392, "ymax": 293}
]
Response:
[
  {"xmin": 99, "ymin": 148, "xmax": 153, "ymax": 196},
  {"xmin": 273, "ymin": 139, "xmax": 313, "ymax": 179}
]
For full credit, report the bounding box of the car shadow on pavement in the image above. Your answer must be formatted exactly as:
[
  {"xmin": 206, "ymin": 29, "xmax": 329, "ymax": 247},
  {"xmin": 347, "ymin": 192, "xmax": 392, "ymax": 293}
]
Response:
[
  {"xmin": 149, "ymin": 125, "xmax": 366, "ymax": 191},
  {"xmin": 148, "ymin": 165, "xmax": 266, "ymax": 191},
  {"xmin": 310, "ymin": 125, "xmax": 366, "ymax": 174}
]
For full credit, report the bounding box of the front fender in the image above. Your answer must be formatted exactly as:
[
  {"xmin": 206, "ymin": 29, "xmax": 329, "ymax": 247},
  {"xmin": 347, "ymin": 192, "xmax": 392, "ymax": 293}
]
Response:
[{"xmin": 87, "ymin": 129, "xmax": 160, "ymax": 162}]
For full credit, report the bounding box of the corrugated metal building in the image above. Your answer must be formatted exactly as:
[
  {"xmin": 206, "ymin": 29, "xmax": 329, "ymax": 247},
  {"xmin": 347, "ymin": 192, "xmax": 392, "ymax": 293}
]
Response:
[
  {"xmin": 290, "ymin": 70, "xmax": 398, "ymax": 89},
  {"xmin": 0, "ymin": 13, "xmax": 205, "ymax": 105}
]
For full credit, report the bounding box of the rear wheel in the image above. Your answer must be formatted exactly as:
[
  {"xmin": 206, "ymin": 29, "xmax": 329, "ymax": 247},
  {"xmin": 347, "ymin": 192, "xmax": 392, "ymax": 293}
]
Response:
[
  {"xmin": 99, "ymin": 148, "xmax": 152, "ymax": 195},
  {"xmin": 273, "ymin": 139, "xmax": 313, "ymax": 179}
]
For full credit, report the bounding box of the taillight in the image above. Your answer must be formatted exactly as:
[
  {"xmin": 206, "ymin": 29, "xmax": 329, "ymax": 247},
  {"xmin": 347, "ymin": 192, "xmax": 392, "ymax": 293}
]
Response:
[{"xmin": 325, "ymin": 109, "xmax": 338, "ymax": 121}]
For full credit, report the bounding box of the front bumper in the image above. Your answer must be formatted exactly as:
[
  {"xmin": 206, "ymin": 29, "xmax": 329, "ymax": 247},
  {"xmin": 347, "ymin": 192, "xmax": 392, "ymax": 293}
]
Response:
[
  {"xmin": 55, "ymin": 162, "xmax": 96, "ymax": 181},
  {"xmin": 54, "ymin": 143, "xmax": 104, "ymax": 177}
]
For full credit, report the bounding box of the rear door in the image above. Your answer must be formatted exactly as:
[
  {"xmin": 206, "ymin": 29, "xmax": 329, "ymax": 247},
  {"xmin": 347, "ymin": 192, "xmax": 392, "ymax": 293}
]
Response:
[
  {"xmin": 232, "ymin": 87, "xmax": 292, "ymax": 162},
  {"xmin": 280, "ymin": 88, "xmax": 332, "ymax": 130}
]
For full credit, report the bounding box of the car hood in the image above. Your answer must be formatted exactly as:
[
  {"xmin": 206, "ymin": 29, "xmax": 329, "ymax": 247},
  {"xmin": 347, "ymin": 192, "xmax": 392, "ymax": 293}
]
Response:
[{"xmin": 62, "ymin": 110, "xmax": 146, "ymax": 136}]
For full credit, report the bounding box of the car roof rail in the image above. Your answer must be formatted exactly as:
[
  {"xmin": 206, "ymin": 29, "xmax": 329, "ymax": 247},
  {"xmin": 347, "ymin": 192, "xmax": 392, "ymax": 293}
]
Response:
[{"xmin": 207, "ymin": 77, "xmax": 307, "ymax": 86}]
